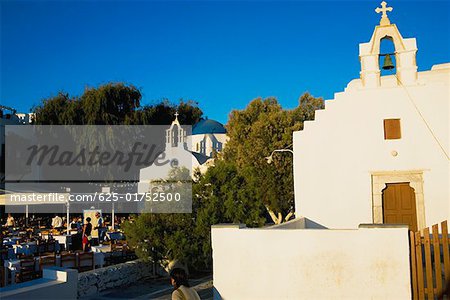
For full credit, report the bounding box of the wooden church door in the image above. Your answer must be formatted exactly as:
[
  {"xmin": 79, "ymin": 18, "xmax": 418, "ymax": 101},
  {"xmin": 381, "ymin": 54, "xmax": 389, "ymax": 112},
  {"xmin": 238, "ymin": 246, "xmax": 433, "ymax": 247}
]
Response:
[{"xmin": 382, "ymin": 183, "xmax": 418, "ymax": 231}]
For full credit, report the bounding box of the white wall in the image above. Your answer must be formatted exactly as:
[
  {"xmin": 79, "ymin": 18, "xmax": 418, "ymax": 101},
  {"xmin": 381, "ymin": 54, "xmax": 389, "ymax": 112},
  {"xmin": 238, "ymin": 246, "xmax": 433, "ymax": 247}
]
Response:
[
  {"xmin": 138, "ymin": 143, "xmax": 193, "ymax": 192},
  {"xmin": 293, "ymin": 65, "xmax": 450, "ymax": 229},
  {"xmin": 212, "ymin": 225, "xmax": 411, "ymax": 300},
  {"xmin": 0, "ymin": 267, "xmax": 78, "ymax": 300},
  {"xmin": 192, "ymin": 133, "xmax": 228, "ymax": 157}
]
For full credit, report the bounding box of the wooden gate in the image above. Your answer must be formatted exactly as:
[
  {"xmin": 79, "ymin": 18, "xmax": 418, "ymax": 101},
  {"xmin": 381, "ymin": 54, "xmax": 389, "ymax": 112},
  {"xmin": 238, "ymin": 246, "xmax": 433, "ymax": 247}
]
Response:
[{"xmin": 410, "ymin": 220, "xmax": 450, "ymax": 299}]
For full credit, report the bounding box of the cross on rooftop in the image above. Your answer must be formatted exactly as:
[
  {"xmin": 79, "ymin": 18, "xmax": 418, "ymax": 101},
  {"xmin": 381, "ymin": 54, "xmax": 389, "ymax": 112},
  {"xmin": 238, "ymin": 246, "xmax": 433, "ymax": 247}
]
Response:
[
  {"xmin": 174, "ymin": 111, "xmax": 179, "ymax": 119},
  {"xmin": 375, "ymin": 1, "xmax": 393, "ymax": 26}
]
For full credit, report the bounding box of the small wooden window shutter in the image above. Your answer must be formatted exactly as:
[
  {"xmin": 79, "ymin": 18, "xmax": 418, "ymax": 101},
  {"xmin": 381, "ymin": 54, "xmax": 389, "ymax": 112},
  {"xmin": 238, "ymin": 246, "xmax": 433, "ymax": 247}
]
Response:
[{"xmin": 384, "ymin": 119, "xmax": 401, "ymax": 139}]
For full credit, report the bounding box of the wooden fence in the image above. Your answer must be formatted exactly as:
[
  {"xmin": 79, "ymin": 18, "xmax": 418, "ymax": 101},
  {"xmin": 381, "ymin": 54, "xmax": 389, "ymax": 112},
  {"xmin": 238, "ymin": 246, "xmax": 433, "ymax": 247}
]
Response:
[{"xmin": 410, "ymin": 220, "xmax": 450, "ymax": 299}]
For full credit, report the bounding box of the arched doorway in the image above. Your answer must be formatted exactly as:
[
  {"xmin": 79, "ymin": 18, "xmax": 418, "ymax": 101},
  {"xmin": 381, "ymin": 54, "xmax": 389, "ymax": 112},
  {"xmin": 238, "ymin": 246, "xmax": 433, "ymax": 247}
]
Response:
[{"xmin": 382, "ymin": 182, "xmax": 418, "ymax": 231}]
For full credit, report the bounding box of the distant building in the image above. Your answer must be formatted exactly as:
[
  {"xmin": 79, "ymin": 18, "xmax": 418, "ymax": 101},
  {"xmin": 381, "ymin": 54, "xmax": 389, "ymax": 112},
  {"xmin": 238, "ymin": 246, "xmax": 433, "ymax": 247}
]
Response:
[
  {"xmin": 16, "ymin": 113, "xmax": 34, "ymax": 124},
  {"xmin": 138, "ymin": 114, "xmax": 228, "ymax": 191},
  {"xmin": 191, "ymin": 118, "xmax": 228, "ymax": 174},
  {"xmin": 0, "ymin": 106, "xmax": 32, "ymax": 190}
]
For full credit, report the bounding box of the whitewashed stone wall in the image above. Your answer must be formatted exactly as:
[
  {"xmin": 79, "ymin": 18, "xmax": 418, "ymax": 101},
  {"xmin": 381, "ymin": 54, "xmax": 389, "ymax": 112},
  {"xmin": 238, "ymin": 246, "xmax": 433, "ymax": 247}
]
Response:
[
  {"xmin": 212, "ymin": 225, "xmax": 412, "ymax": 299},
  {"xmin": 77, "ymin": 260, "xmax": 154, "ymax": 298}
]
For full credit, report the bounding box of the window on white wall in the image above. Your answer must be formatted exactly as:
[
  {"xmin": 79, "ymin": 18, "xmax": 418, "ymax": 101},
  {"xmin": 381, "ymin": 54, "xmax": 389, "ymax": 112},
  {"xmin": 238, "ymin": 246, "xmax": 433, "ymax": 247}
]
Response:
[
  {"xmin": 200, "ymin": 141, "xmax": 205, "ymax": 154},
  {"xmin": 384, "ymin": 119, "xmax": 401, "ymax": 139}
]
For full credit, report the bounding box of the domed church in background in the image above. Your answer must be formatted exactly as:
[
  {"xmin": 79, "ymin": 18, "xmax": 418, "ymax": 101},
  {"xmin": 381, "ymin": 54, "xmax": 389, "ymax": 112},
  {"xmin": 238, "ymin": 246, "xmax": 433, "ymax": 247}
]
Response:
[
  {"xmin": 191, "ymin": 117, "xmax": 228, "ymax": 174},
  {"xmin": 138, "ymin": 113, "xmax": 228, "ymax": 189}
]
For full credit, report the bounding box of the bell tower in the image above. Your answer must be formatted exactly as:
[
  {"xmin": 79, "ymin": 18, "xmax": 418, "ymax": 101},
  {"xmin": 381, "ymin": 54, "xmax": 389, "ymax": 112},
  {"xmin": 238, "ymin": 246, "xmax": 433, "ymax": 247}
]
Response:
[
  {"xmin": 359, "ymin": 1, "xmax": 418, "ymax": 87},
  {"xmin": 166, "ymin": 112, "xmax": 187, "ymax": 149}
]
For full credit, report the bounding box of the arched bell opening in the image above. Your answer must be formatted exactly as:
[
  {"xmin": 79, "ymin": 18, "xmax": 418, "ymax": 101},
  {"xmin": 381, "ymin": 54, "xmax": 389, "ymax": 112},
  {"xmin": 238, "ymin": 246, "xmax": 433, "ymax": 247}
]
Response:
[{"xmin": 379, "ymin": 36, "xmax": 396, "ymax": 76}]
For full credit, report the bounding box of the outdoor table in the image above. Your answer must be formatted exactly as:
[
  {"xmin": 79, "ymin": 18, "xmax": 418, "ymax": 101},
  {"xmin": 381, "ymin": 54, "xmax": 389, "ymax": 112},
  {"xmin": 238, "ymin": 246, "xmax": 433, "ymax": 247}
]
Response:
[
  {"xmin": 106, "ymin": 231, "xmax": 124, "ymax": 240},
  {"xmin": 2, "ymin": 237, "xmax": 21, "ymax": 246},
  {"xmin": 91, "ymin": 245, "xmax": 111, "ymax": 253},
  {"xmin": 40, "ymin": 234, "xmax": 69, "ymax": 250},
  {"xmin": 12, "ymin": 242, "xmax": 37, "ymax": 256},
  {"xmin": 3, "ymin": 252, "xmax": 105, "ymax": 285},
  {"xmin": 52, "ymin": 235, "xmax": 71, "ymax": 250},
  {"xmin": 3, "ymin": 260, "xmax": 19, "ymax": 286}
]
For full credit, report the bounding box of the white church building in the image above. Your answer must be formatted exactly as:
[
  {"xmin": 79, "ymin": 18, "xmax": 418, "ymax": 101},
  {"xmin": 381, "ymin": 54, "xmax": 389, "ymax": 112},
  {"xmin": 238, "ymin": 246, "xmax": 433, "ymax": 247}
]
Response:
[
  {"xmin": 138, "ymin": 114, "xmax": 227, "ymax": 192},
  {"xmin": 191, "ymin": 118, "xmax": 228, "ymax": 174},
  {"xmin": 293, "ymin": 5, "xmax": 449, "ymax": 231},
  {"xmin": 212, "ymin": 2, "xmax": 449, "ymax": 299}
]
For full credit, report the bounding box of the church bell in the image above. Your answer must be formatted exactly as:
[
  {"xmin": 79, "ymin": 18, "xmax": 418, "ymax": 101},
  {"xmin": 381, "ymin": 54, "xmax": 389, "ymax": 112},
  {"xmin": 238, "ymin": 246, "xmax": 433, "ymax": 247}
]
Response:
[{"xmin": 382, "ymin": 54, "xmax": 395, "ymax": 70}]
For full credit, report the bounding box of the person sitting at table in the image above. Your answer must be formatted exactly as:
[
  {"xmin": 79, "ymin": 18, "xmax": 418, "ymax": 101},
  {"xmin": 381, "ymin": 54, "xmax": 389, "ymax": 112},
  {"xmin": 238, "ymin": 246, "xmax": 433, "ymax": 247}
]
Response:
[
  {"xmin": 5, "ymin": 213, "xmax": 15, "ymax": 227},
  {"xmin": 51, "ymin": 215, "xmax": 63, "ymax": 231},
  {"xmin": 82, "ymin": 217, "xmax": 92, "ymax": 252}
]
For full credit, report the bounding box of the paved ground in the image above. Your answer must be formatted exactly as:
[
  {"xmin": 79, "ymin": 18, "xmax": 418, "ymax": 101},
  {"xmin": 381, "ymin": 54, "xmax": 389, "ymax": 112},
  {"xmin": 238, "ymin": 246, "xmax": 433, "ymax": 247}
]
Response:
[{"xmin": 83, "ymin": 276, "xmax": 213, "ymax": 300}]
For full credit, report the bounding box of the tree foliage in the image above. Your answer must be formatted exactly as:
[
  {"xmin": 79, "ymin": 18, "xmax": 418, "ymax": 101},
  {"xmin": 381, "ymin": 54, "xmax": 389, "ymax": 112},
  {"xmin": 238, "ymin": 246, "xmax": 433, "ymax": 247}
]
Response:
[
  {"xmin": 124, "ymin": 160, "xmax": 267, "ymax": 271},
  {"xmin": 34, "ymin": 83, "xmax": 324, "ymax": 271},
  {"xmin": 223, "ymin": 93, "xmax": 324, "ymax": 223},
  {"xmin": 33, "ymin": 83, "xmax": 202, "ymax": 125},
  {"xmin": 124, "ymin": 93, "xmax": 324, "ymax": 271},
  {"xmin": 31, "ymin": 82, "xmax": 203, "ymax": 184}
]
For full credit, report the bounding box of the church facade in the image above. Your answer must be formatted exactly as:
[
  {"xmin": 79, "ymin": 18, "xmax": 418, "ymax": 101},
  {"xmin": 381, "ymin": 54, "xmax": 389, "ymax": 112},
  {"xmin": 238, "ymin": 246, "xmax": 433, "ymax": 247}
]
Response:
[
  {"xmin": 138, "ymin": 114, "xmax": 227, "ymax": 192},
  {"xmin": 293, "ymin": 3, "xmax": 449, "ymax": 230}
]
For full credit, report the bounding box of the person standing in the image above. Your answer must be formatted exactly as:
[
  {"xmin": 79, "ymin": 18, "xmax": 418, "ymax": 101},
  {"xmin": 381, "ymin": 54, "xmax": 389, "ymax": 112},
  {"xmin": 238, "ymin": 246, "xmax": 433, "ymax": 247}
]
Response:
[
  {"xmin": 5, "ymin": 213, "xmax": 15, "ymax": 227},
  {"xmin": 170, "ymin": 268, "xmax": 200, "ymax": 300},
  {"xmin": 94, "ymin": 212, "xmax": 106, "ymax": 245},
  {"xmin": 70, "ymin": 216, "xmax": 82, "ymax": 251},
  {"xmin": 82, "ymin": 217, "xmax": 92, "ymax": 252},
  {"xmin": 51, "ymin": 214, "xmax": 63, "ymax": 231},
  {"xmin": 69, "ymin": 216, "xmax": 81, "ymax": 231}
]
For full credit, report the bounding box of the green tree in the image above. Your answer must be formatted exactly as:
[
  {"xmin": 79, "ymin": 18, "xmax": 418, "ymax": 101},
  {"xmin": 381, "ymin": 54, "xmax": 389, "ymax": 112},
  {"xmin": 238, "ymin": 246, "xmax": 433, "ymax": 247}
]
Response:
[
  {"xmin": 223, "ymin": 93, "xmax": 324, "ymax": 224},
  {"xmin": 123, "ymin": 168, "xmax": 201, "ymax": 269},
  {"xmin": 122, "ymin": 213, "xmax": 197, "ymax": 267},
  {"xmin": 32, "ymin": 83, "xmax": 203, "ymax": 126},
  {"xmin": 33, "ymin": 92, "xmax": 83, "ymax": 125},
  {"xmin": 191, "ymin": 159, "xmax": 266, "ymax": 267},
  {"xmin": 81, "ymin": 83, "xmax": 141, "ymax": 125},
  {"xmin": 124, "ymin": 93, "xmax": 324, "ymax": 271}
]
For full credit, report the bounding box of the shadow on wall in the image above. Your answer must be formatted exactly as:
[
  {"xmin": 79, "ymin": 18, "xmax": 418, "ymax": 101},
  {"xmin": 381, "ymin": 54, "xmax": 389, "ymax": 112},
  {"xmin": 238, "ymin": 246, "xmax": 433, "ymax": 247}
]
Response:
[{"xmin": 269, "ymin": 217, "xmax": 328, "ymax": 229}]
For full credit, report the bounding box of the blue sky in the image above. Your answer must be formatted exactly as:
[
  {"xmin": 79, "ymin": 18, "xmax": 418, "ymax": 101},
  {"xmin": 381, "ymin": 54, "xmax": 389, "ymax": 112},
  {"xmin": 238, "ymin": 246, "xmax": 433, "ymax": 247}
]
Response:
[{"xmin": 1, "ymin": 1, "xmax": 449, "ymax": 124}]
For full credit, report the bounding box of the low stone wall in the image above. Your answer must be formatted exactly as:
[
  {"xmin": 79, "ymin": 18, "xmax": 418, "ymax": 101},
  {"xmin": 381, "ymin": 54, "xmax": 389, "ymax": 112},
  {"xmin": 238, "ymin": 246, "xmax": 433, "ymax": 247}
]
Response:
[{"xmin": 77, "ymin": 260, "xmax": 154, "ymax": 298}]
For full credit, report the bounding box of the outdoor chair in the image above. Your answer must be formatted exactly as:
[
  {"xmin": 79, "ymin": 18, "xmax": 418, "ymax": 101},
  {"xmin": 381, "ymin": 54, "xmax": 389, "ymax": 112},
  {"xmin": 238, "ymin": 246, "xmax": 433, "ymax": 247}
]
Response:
[
  {"xmin": 77, "ymin": 252, "xmax": 94, "ymax": 272},
  {"xmin": 110, "ymin": 243, "xmax": 125, "ymax": 264},
  {"xmin": 46, "ymin": 241, "xmax": 56, "ymax": 253},
  {"xmin": 17, "ymin": 258, "xmax": 37, "ymax": 282},
  {"xmin": 36, "ymin": 242, "xmax": 47, "ymax": 256},
  {"xmin": 0, "ymin": 248, "xmax": 8, "ymax": 261},
  {"xmin": 0, "ymin": 266, "xmax": 5, "ymax": 287},
  {"xmin": 122, "ymin": 243, "xmax": 137, "ymax": 261},
  {"xmin": 39, "ymin": 254, "xmax": 56, "ymax": 275},
  {"xmin": 60, "ymin": 253, "xmax": 77, "ymax": 269}
]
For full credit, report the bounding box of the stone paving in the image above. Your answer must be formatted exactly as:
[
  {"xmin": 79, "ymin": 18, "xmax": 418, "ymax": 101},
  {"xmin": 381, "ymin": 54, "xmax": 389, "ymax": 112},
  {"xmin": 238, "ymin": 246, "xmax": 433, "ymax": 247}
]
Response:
[{"xmin": 82, "ymin": 276, "xmax": 213, "ymax": 300}]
